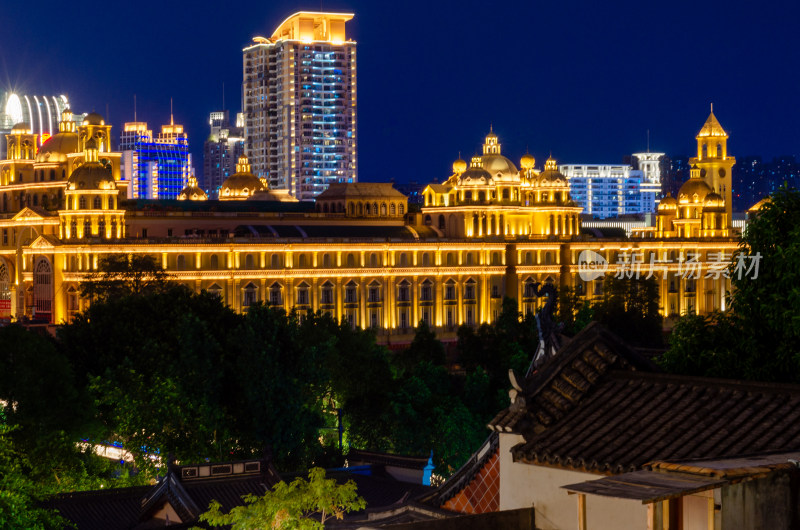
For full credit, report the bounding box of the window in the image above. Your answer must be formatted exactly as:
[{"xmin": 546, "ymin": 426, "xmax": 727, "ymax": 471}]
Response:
[
  {"xmin": 400, "ymin": 311, "xmax": 408, "ymax": 329},
  {"xmin": 446, "ymin": 309, "xmax": 454, "ymax": 327},
  {"xmin": 369, "ymin": 285, "xmax": 381, "ymax": 303},
  {"xmin": 243, "ymin": 283, "xmax": 258, "ymax": 307},
  {"xmin": 422, "ymin": 309, "xmax": 431, "ymax": 327},
  {"xmin": 466, "ymin": 308, "xmax": 474, "ymax": 325},
  {"xmin": 207, "ymin": 283, "xmax": 223, "ymax": 299},
  {"xmin": 444, "ymin": 280, "xmax": 456, "ymax": 301},
  {"xmin": 345, "ymin": 281, "xmax": 358, "ymax": 303},
  {"xmin": 297, "ymin": 284, "xmax": 310, "ymax": 305},
  {"xmin": 245, "ymin": 254, "xmax": 255, "ymax": 269},
  {"xmin": 492, "ymin": 285, "xmax": 500, "ymax": 298},
  {"xmin": 269, "ymin": 283, "xmax": 282, "ymax": 306},
  {"xmin": 321, "ymin": 282, "xmax": 334, "ymax": 305},
  {"xmin": 98, "ymin": 218, "xmax": 105, "ymax": 237},
  {"xmin": 83, "ymin": 219, "xmax": 91, "ymax": 237},
  {"xmin": 93, "ymin": 197, "xmax": 101, "ymax": 209},
  {"xmin": 398, "ymin": 280, "xmax": 410, "ymax": 302},
  {"xmin": 79, "ymin": 196, "xmax": 87, "ymax": 209},
  {"xmin": 210, "ymin": 254, "xmax": 219, "ymax": 269},
  {"xmin": 176, "ymin": 255, "xmax": 186, "ymax": 271},
  {"xmin": 464, "ymin": 280, "xmax": 476, "ymax": 300},
  {"xmin": 420, "ymin": 280, "xmax": 433, "ymax": 301}
]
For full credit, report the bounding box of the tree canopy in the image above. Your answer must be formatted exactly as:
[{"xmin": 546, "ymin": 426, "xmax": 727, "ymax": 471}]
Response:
[{"xmin": 660, "ymin": 185, "xmax": 800, "ymax": 382}]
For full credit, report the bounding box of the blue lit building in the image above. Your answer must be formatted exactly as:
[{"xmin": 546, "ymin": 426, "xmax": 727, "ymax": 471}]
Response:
[{"xmin": 120, "ymin": 120, "xmax": 193, "ymax": 199}]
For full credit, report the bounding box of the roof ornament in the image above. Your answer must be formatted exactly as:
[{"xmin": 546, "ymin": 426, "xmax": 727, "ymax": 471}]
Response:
[{"xmin": 527, "ymin": 281, "xmax": 561, "ymax": 374}]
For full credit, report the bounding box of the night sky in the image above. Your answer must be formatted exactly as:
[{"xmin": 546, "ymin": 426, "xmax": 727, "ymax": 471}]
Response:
[{"xmin": 1, "ymin": 0, "xmax": 798, "ymax": 183}]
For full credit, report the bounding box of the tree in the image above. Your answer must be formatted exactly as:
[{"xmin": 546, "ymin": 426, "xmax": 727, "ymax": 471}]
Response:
[
  {"xmin": 662, "ymin": 185, "xmax": 800, "ymax": 382},
  {"xmin": 0, "ymin": 425, "xmax": 66, "ymax": 529},
  {"xmin": 79, "ymin": 253, "xmax": 169, "ymax": 300},
  {"xmin": 197, "ymin": 467, "xmax": 365, "ymax": 530},
  {"xmin": 592, "ymin": 275, "xmax": 663, "ymax": 348},
  {"xmin": 59, "ymin": 286, "xmax": 242, "ymax": 472}
]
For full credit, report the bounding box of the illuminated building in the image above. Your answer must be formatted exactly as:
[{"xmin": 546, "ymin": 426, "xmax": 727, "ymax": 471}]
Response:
[
  {"xmin": 203, "ymin": 111, "xmax": 245, "ymax": 195},
  {"xmin": 0, "ymin": 92, "xmax": 76, "ymax": 159},
  {"xmin": 120, "ymin": 116, "xmax": 193, "ymax": 199},
  {"xmin": 559, "ymin": 164, "xmax": 657, "ymax": 218},
  {"xmin": 0, "ymin": 111, "xmax": 745, "ymax": 333},
  {"xmin": 243, "ymin": 11, "xmax": 357, "ymax": 200}
]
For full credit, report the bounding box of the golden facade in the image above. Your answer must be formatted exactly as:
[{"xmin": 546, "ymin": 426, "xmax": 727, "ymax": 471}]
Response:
[{"xmin": 0, "ymin": 111, "xmax": 746, "ymax": 338}]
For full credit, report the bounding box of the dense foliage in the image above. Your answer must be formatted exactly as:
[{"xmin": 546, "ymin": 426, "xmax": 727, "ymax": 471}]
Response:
[
  {"xmin": 661, "ymin": 185, "xmax": 800, "ymax": 382},
  {"xmin": 197, "ymin": 467, "xmax": 365, "ymax": 530}
]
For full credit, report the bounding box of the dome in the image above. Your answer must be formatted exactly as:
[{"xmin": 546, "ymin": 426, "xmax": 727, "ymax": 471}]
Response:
[
  {"xmin": 537, "ymin": 169, "xmax": 567, "ymax": 186},
  {"xmin": 219, "ymin": 155, "xmax": 265, "ymax": 199},
  {"xmin": 452, "ymin": 158, "xmax": 467, "ymax": 174},
  {"xmin": 177, "ymin": 177, "xmax": 207, "ymax": 201},
  {"xmin": 658, "ymin": 194, "xmax": 677, "ymax": 211},
  {"xmin": 748, "ymin": 197, "xmax": 771, "ymax": 213},
  {"xmin": 520, "ymin": 153, "xmax": 535, "ymax": 170},
  {"xmin": 249, "ymin": 189, "xmax": 299, "ymax": 202},
  {"xmin": 36, "ymin": 132, "xmax": 80, "ymax": 162},
  {"xmin": 83, "ymin": 112, "xmax": 105, "ymax": 126},
  {"xmin": 458, "ymin": 166, "xmax": 492, "ymax": 184},
  {"xmin": 480, "ymin": 154, "xmax": 519, "ymax": 179},
  {"xmin": 11, "ymin": 122, "xmax": 31, "ymax": 133},
  {"xmin": 67, "ymin": 162, "xmax": 115, "ymax": 191},
  {"xmin": 678, "ymin": 177, "xmax": 712, "ymax": 203},
  {"xmin": 703, "ymin": 192, "xmax": 724, "ymax": 209}
]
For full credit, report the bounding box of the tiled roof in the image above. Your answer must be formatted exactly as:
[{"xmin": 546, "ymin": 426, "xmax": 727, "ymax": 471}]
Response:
[
  {"xmin": 316, "ymin": 183, "xmax": 408, "ymax": 200},
  {"xmin": 511, "ymin": 371, "xmax": 800, "ymax": 474},
  {"xmin": 418, "ymin": 434, "xmax": 499, "ymax": 510},
  {"xmin": 488, "ymin": 322, "xmax": 656, "ymax": 437}
]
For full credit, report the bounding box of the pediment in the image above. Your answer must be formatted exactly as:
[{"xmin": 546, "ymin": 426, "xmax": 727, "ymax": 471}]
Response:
[{"xmin": 12, "ymin": 207, "xmax": 54, "ymax": 222}]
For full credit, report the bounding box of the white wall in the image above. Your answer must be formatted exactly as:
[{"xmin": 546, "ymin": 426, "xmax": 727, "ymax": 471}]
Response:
[{"xmin": 498, "ymin": 433, "xmax": 648, "ymax": 530}]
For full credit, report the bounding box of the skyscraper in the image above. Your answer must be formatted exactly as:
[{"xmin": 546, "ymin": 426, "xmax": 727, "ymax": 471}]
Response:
[
  {"xmin": 243, "ymin": 11, "xmax": 357, "ymax": 200},
  {"xmin": 120, "ymin": 117, "xmax": 192, "ymax": 199},
  {"xmin": 203, "ymin": 110, "xmax": 245, "ymax": 195}
]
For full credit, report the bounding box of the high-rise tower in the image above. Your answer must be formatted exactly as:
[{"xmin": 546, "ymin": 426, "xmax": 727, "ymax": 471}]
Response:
[
  {"xmin": 690, "ymin": 106, "xmax": 735, "ymax": 220},
  {"xmin": 242, "ymin": 11, "xmax": 357, "ymax": 200}
]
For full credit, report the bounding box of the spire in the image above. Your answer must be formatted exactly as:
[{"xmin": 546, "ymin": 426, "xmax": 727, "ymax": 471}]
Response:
[
  {"xmin": 170, "ymin": 97, "xmax": 174, "ymax": 126},
  {"xmin": 697, "ymin": 106, "xmax": 727, "ymax": 138}
]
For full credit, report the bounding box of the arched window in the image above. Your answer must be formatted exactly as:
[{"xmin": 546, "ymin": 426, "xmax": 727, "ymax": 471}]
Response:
[
  {"xmin": 465, "ymin": 252, "xmax": 474, "ymax": 266},
  {"xmin": 399, "ymin": 204, "xmax": 405, "ymax": 215},
  {"xmin": 357, "ymin": 203, "xmax": 363, "ymax": 216},
  {"xmin": 33, "ymin": 258, "xmax": 53, "ymax": 321},
  {"xmin": 525, "ymin": 251, "xmax": 533, "ymax": 265},
  {"xmin": 93, "ymin": 196, "xmax": 101, "ymax": 209},
  {"xmin": 176, "ymin": 255, "xmax": 186, "ymax": 271},
  {"xmin": 380, "ymin": 203, "xmax": 387, "ymax": 216},
  {"xmin": 438, "ymin": 215, "xmax": 445, "ymax": 230},
  {"xmin": 298, "ymin": 254, "xmax": 307, "ymax": 268},
  {"xmin": 372, "ymin": 202, "xmax": 378, "ymax": 216},
  {"xmin": 98, "ymin": 218, "xmax": 106, "ymax": 237},
  {"xmin": 364, "ymin": 203, "xmax": 371, "ymax": 215},
  {"xmin": 32, "ymin": 195, "xmax": 38, "ymax": 206},
  {"xmin": 210, "ymin": 254, "xmax": 219, "ymax": 269},
  {"xmin": 322, "ymin": 253, "xmax": 331, "ymax": 268},
  {"xmin": 245, "ymin": 254, "xmax": 255, "ymax": 269},
  {"xmin": 424, "ymin": 215, "xmax": 432, "ymax": 225},
  {"xmin": 369, "ymin": 253, "xmax": 379, "ymax": 267},
  {"xmin": 83, "ymin": 219, "xmax": 91, "ymax": 237},
  {"xmin": 346, "ymin": 253, "xmax": 355, "ymax": 267},
  {"xmin": 399, "ymin": 253, "xmax": 408, "ymax": 267},
  {"xmin": 422, "ymin": 253, "xmax": 431, "ymax": 266},
  {"xmin": 271, "ymin": 254, "xmax": 280, "ymax": 269},
  {"xmin": 348, "ymin": 203, "xmax": 355, "ymax": 215},
  {"xmin": 49, "ymin": 169, "xmax": 55, "ymax": 181},
  {"xmin": 446, "ymin": 253, "xmax": 455, "ymax": 266},
  {"xmin": 390, "ymin": 203, "xmax": 396, "ymax": 216},
  {"xmin": 110, "ymin": 218, "xmax": 117, "ymax": 238},
  {"xmin": 79, "ymin": 196, "xmax": 87, "ymax": 209}
]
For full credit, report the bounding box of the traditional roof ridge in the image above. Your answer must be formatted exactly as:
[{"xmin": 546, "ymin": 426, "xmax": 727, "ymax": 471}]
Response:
[
  {"xmin": 488, "ymin": 322, "xmax": 657, "ymax": 436},
  {"xmin": 697, "ymin": 111, "xmax": 727, "ymax": 138}
]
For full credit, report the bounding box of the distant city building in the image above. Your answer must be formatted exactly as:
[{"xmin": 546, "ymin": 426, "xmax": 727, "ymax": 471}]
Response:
[
  {"xmin": 243, "ymin": 11, "xmax": 357, "ymax": 200},
  {"xmin": 731, "ymin": 155, "xmax": 800, "ymax": 211},
  {"xmin": 120, "ymin": 118, "xmax": 192, "ymax": 199},
  {"xmin": 0, "ymin": 92, "xmax": 78, "ymax": 159},
  {"xmin": 559, "ymin": 163, "xmax": 658, "ymax": 218},
  {"xmin": 203, "ymin": 111, "xmax": 245, "ymax": 196}
]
